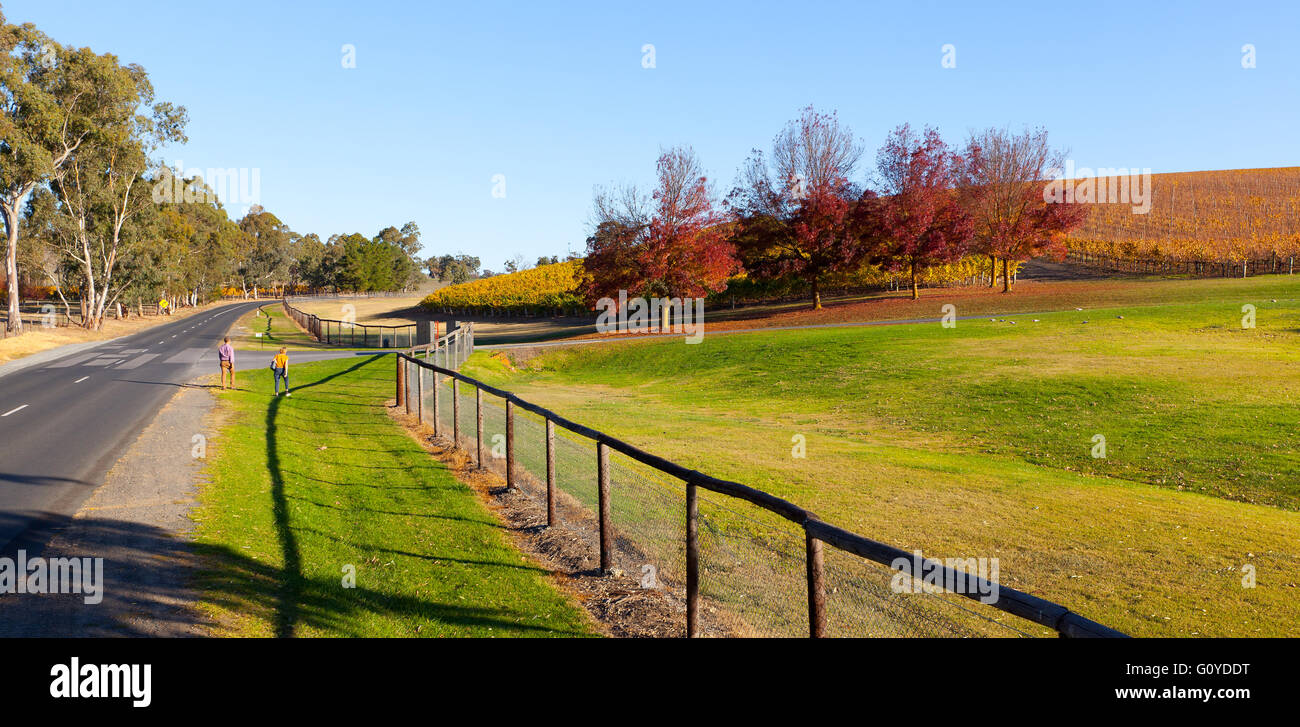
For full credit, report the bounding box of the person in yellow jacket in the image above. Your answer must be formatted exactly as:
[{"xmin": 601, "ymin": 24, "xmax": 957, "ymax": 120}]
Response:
[{"xmin": 271, "ymin": 347, "xmax": 291, "ymax": 396}]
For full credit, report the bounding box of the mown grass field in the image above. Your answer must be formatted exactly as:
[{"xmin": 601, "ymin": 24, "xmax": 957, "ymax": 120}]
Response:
[
  {"xmin": 192, "ymin": 354, "xmax": 596, "ymax": 637},
  {"xmin": 230, "ymin": 304, "xmax": 338, "ymax": 350},
  {"xmin": 463, "ymin": 274, "xmax": 1300, "ymax": 636}
]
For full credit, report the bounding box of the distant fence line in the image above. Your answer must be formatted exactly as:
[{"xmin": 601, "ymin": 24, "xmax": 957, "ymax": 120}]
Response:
[
  {"xmin": 395, "ymin": 342, "xmax": 1126, "ymax": 639},
  {"xmin": 1067, "ymin": 251, "xmax": 1297, "ymax": 277},
  {"xmin": 1, "ymin": 294, "xmax": 243, "ymax": 338},
  {"xmin": 286, "ymin": 291, "xmax": 417, "ymax": 300},
  {"xmin": 282, "ymin": 297, "xmax": 419, "ymax": 348}
]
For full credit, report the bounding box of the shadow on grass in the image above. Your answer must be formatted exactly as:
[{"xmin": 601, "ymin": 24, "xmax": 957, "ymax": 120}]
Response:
[
  {"xmin": 0, "ymin": 354, "xmax": 590, "ymax": 637},
  {"xmin": 264, "ymin": 355, "xmax": 382, "ymax": 637},
  {"xmin": 0, "ymin": 512, "xmax": 577, "ymax": 637},
  {"xmin": 254, "ymin": 355, "xmax": 588, "ymax": 637}
]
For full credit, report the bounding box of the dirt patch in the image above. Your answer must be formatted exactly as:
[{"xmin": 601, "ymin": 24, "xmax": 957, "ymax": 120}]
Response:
[{"xmin": 384, "ymin": 401, "xmax": 738, "ymax": 638}]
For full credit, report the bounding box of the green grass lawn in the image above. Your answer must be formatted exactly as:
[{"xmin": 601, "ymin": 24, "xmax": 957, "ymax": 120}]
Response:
[
  {"xmin": 462, "ymin": 275, "xmax": 1300, "ymax": 637},
  {"xmin": 230, "ymin": 304, "xmax": 339, "ymax": 350},
  {"xmin": 192, "ymin": 354, "xmax": 596, "ymax": 637}
]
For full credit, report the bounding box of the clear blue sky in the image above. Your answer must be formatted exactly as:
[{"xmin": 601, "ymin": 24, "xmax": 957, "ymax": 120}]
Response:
[{"xmin": 6, "ymin": 0, "xmax": 1298, "ymax": 270}]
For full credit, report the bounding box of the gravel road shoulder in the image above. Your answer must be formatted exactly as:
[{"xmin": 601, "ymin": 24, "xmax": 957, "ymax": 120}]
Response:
[{"xmin": 0, "ymin": 381, "xmax": 220, "ymax": 636}]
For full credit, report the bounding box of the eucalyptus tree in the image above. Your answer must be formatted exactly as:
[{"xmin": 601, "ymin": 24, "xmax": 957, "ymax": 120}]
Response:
[{"xmin": 38, "ymin": 44, "xmax": 186, "ymax": 329}]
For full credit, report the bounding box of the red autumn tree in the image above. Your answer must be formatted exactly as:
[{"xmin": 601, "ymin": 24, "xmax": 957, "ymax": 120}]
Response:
[
  {"xmin": 583, "ymin": 183, "xmax": 650, "ymax": 303},
  {"xmin": 872, "ymin": 124, "xmax": 974, "ymax": 299},
  {"xmin": 584, "ymin": 146, "xmax": 737, "ymax": 304},
  {"xmin": 960, "ymin": 127, "xmax": 1087, "ymax": 292},
  {"xmin": 638, "ymin": 145, "xmax": 738, "ymax": 299},
  {"xmin": 728, "ymin": 107, "xmax": 867, "ymax": 309}
]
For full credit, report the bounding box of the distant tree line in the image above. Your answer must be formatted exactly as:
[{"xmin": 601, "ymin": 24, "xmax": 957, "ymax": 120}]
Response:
[{"xmin": 0, "ymin": 12, "xmax": 432, "ymax": 333}]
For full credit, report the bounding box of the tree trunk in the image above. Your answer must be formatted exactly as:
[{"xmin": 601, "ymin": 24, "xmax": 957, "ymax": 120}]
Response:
[
  {"xmin": 3, "ymin": 204, "xmax": 21, "ymax": 335},
  {"xmin": 811, "ymin": 275, "xmax": 822, "ymax": 310},
  {"xmin": 1002, "ymin": 258, "xmax": 1012, "ymax": 293},
  {"xmin": 910, "ymin": 261, "xmax": 919, "ymax": 300},
  {"xmin": 988, "ymin": 255, "xmax": 996, "ymax": 288}
]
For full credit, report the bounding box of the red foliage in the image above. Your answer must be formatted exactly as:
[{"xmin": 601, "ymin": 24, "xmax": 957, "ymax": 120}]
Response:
[
  {"xmin": 727, "ymin": 107, "xmax": 868, "ymax": 309},
  {"xmin": 961, "ymin": 132, "xmax": 1087, "ymax": 265},
  {"xmin": 873, "ymin": 124, "xmax": 974, "ymax": 298},
  {"xmin": 638, "ymin": 147, "xmax": 738, "ymax": 298}
]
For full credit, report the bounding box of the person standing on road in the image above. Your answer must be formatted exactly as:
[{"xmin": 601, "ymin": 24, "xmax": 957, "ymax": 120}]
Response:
[
  {"xmin": 272, "ymin": 347, "xmax": 291, "ymax": 396},
  {"xmin": 218, "ymin": 336, "xmax": 236, "ymax": 389}
]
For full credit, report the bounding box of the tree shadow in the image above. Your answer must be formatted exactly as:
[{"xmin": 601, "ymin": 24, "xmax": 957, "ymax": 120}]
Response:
[{"xmin": 0, "ymin": 354, "xmax": 590, "ymax": 638}]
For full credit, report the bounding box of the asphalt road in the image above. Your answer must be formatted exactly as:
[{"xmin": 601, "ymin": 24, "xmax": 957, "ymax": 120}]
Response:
[{"xmin": 0, "ymin": 301, "xmax": 364, "ymax": 555}]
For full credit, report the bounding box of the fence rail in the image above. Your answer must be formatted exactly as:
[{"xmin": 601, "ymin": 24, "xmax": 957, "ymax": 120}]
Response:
[
  {"xmin": 394, "ymin": 341, "xmax": 1126, "ymax": 639},
  {"xmin": 282, "ymin": 297, "xmax": 418, "ymax": 348}
]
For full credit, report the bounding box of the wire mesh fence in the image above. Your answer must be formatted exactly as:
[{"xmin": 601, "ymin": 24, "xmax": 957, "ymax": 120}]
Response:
[
  {"xmin": 282, "ymin": 298, "xmax": 418, "ymax": 347},
  {"xmin": 396, "ymin": 348, "xmax": 1125, "ymax": 639}
]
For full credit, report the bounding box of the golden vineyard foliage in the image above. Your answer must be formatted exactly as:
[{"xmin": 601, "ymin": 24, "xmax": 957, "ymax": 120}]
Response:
[
  {"xmin": 1066, "ymin": 167, "xmax": 1300, "ymax": 264},
  {"xmin": 718, "ymin": 255, "xmax": 1012, "ymax": 303},
  {"xmin": 420, "ymin": 260, "xmax": 588, "ymax": 314},
  {"xmin": 423, "ymin": 255, "xmax": 1008, "ymax": 314}
]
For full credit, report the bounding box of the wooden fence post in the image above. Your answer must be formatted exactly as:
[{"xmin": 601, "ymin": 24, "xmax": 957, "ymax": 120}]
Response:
[
  {"xmin": 686, "ymin": 480, "xmax": 699, "ymax": 637},
  {"xmin": 433, "ymin": 371, "xmax": 440, "ymax": 437},
  {"xmin": 452, "ymin": 378, "xmax": 460, "ymax": 447},
  {"xmin": 404, "ymin": 360, "xmax": 412, "ymax": 415},
  {"xmin": 505, "ymin": 399, "xmax": 515, "ymax": 489},
  {"xmin": 597, "ymin": 442, "xmax": 611, "ymax": 573},
  {"xmin": 395, "ymin": 355, "xmax": 404, "ymax": 406},
  {"xmin": 805, "ymin": 524, "xmax": 826, "ymax": 638},
  {"xmin": 476, "ymin": 387, "xmax": 484, "ymax": 468},
  {"xmin": 545, "ymin": 419, "xmax": 556, "ymax": 526},
  {"xmin": 416, "ymin": 364, "xmax": 423, "ymax": 424}
]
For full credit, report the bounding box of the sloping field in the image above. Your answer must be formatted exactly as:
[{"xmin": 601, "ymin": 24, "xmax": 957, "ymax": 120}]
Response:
[{"xmin": 460, "ymin": 274, "xmax": 1300, "ymax": 636}]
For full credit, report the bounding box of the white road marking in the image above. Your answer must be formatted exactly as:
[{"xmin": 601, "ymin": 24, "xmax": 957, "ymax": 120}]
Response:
[
  {"xmin": 74, "ymin": 376, "xmax": 89, "ymax": 383},
  {"xmin": 2, "ymin": 405, "xmax": 28, "ymax": 417}
]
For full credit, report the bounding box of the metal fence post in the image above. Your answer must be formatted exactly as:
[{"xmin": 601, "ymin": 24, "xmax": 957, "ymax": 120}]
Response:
[
  {"xmin": 404, "ymin": 360, "xmax": 412, "ymax": 415},
  {"xmin": 476, "ymin": 387, "xmax": 484, "ymax": 468},
  {"xmin": 452, "ymin": 378, "xmax": 460, "ymax": 447},
  {"xmin": 805, "ymin": 524, "xmax": 826, "ymax": 638},
  {"xmin": 545, "ymin": 418, "xmax": 556, "ymax": 526},
  {"xmin": 687, "ymin": 480, "xmax": 699, "ymax": 637},
  {"xmin": 505, "ymin": 399, "xmax": 515, "ymax": 489},
  {"xmin": 597, "ymin": 441, "xmax": 611, "ymax": 573}
]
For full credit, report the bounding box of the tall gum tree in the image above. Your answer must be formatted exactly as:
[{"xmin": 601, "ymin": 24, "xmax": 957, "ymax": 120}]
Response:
[
  {"xmin": 41, "ymin": 45, "xmax": 186, "ymax": 329},
  {"xmin": 0, "ymin": 23, "xmax": 91, "ymax": 333}
]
